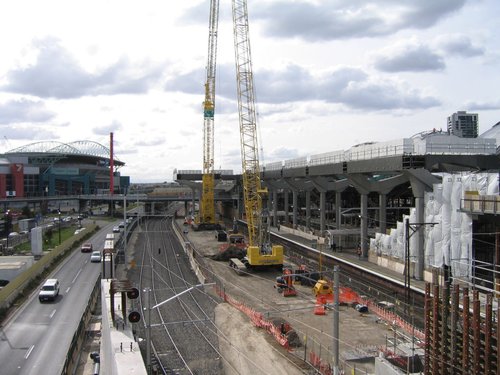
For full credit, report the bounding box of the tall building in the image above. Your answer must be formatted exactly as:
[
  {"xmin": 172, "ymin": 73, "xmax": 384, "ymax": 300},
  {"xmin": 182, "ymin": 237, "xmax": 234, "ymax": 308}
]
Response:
[{"xmin": 447, "ymin": 111, "xmax": 478, "ymax": 138}]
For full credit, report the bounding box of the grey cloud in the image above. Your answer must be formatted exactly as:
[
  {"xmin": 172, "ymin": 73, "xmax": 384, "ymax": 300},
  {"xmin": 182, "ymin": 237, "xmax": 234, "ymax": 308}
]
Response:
[
  {"xmin": 166, "ymin": 62, "xmax": 236, "ymax": 98},
  {"xmin": 341, "ymin": 81, "xmax": 440, "ymax": 110},
  {"xmin": 1, "ymin": 38, "xmax": 163, "ymax": 99},
  {"xmin": 134, "ymin": 138, "xmax": 166, "ymax": 147},
  {"xmin": 0, "ymin": 98, "xmax": 56, "ymax": 124},
  {"xmin": 255, "ymin": 64, "xmax": 440, "ymax": 110},
  {"xmin": 436, "ymin": 35, "xmax": 485, "ymax": 57},
  {"xmin": 374, "ymin": 45, "xmax": 445, "ymax": 72},
  {"xmin": 251, "ymin": 0, "xmax": 467, "ymax": 42},
  {"xmin": 168, "ymin": 62, "xmax": 439, "ymax": 111},
  {"xmin": 179, "ymin": 0, "xmax": 232, "ymax": 25},
  {"xmin": 93, "ymin": 120, "xmax": 123, "ymax": 136},
  {"xmin": 266, "ymin": 147, "xmax": 300, "ymax": 162},
  {"xmin": 465, "ymin": 101, "xmax": 500, "ymax": 111},
  {"xmin": 1, "ymin": 126, "xmax": 58, "ymax": 142}
]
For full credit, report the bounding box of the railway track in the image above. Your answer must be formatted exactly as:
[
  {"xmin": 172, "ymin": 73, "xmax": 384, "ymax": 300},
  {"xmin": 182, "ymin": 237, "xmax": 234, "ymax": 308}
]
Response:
[{"xmin": 134, "ymin": 216, "xmax": 224, "ymax": 374}]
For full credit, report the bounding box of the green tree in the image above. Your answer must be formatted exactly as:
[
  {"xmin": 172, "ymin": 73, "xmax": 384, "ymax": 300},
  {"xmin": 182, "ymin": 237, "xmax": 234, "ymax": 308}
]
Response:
[
  {"xmin": 45, "ymin": 228, "xmax": 53, "ymax": 245},
  {"xmin": 21, "ymin": 205, "xmax": 32, "ymax": 218}
]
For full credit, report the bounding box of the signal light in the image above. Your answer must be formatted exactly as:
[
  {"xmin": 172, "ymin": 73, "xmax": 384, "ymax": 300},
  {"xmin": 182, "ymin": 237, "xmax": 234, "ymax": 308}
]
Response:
[
  {"xmin": 127, "ymin": 287, "xmax": 139, "ymax": 299},
  {"xmin": 128, "ymin": 311, "xmax": 141, "ymax": 323}
]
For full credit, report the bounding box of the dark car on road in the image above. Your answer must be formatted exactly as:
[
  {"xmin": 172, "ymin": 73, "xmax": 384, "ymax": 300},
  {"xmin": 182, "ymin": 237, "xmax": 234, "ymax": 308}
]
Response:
[{"xmin": 81, "ymin": 243, "xmax": 93, "ymax": 253}]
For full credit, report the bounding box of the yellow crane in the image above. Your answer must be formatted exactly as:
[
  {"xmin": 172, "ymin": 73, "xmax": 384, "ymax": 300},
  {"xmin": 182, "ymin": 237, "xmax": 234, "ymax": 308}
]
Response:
[
  {"xmin": 195, "ymin": 0, "xmax": 221, "ymax": 231},
  {"xmin": 231, "ymin": 0, "xmax": 283, "ymax": 269}
]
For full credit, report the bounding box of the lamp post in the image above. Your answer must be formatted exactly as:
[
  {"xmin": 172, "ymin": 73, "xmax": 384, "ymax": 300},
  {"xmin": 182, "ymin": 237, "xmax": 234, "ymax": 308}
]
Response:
[
  {"xmin": 58, "ymin": 208, "xmax": 61, "ymax": 244},
  {"xmin": 5, "ymin": 210, "xmax": 11, "ymax": 250},
  {"xmin": 123, "ymin": 191, "xmax": 127, "ymax": 266}
]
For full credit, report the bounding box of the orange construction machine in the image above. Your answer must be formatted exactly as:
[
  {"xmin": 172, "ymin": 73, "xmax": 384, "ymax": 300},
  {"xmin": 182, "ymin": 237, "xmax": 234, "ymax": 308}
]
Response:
[{"xmin": 275, "ymin": 268, "xmax": 297, "ymax": 297}]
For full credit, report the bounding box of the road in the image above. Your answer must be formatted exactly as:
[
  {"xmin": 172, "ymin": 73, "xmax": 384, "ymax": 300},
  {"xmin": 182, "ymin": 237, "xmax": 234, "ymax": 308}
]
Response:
[{"xmin": 0, "ymin": 221, "xmax": 117, "ymax": 375}]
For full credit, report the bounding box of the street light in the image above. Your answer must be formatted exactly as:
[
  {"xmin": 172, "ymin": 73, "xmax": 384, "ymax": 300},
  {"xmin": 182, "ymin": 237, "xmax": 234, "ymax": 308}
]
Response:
[{"xmin": 58, "ymin": 209, "xmax": 61, "ymax": 244}]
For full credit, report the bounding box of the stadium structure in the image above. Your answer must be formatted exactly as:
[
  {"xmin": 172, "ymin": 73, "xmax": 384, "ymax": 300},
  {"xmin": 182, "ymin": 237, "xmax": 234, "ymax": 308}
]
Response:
[{"xmin": 0, "ymin": 140, "xmax": 129, "ymax": 198}]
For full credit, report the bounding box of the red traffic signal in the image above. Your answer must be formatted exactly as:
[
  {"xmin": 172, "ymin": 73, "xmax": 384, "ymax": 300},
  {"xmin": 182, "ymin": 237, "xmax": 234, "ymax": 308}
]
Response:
[{"xmin": 128, "ymin": 311, "xmax": 141, "ymax": 323}]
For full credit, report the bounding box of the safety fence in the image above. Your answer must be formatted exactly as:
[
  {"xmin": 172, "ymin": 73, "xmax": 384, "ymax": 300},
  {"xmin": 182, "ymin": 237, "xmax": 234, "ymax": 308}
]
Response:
[
  {"xmin": 356, "ymin": 296, "xmax": 425, "ymax": 341},
  {"xmin": 216, "ymin": 286, "xmax": 289, "ymax": 347}
]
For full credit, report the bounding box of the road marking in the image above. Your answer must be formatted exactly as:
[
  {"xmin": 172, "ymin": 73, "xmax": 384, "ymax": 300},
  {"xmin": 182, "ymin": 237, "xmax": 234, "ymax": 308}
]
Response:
[
  {"xmin": 72, "ymin": 269, "xmax": 82, "ymax": 283},
  {"xmin": 66, "ymin": 286, "xmax": 71, "ymax": 293},
  {"xmin": 50, "ymin": 309, "xmax": 56, "ymax": 319},
  {"xmin": 25, "ymin": 345, "xmax": 34, "ymax": 359}
]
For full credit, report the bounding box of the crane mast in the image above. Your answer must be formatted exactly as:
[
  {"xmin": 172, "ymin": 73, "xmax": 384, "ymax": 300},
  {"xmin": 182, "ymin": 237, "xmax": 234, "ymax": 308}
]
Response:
[
  {"xmin": 232, "ymin": 0, "xmax": 283, "ymax": 268},
  {"xmin": 198, "ymin": 0, "xmax": 220, "ymax": 229}
]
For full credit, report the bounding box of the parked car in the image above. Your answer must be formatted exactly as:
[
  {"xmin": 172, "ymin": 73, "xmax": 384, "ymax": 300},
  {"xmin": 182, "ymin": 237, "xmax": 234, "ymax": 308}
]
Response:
[
  {"xmin": 90, "ymin": 251, "xmax": 101, "ymax": 263},
  {"xmin": 81, "ymin": 243, "xmax": 93, "ymax": 253},
  {"xmin": 39, "ymin": 279, "xmax": 60, "ymax": 302}
]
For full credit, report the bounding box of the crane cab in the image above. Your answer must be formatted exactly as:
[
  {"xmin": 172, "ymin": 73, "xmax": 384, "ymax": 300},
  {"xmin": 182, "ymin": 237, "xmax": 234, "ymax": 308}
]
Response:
[{"xmin": 246, "ymin": 244, "xmax": 283, "ymax": 270}]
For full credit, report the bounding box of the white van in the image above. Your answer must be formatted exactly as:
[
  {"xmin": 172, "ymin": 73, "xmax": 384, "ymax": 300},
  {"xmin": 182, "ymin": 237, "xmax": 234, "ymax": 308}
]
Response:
[{"xmin": 39, "ymin": 279, "xmax": 60, "ymax": 302}]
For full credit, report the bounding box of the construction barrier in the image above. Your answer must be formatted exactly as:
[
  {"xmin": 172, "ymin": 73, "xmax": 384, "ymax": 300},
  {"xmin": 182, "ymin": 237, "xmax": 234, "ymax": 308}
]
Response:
[
  {"xmin": 315, "ymin": 285, "xmax": 425, "ymax": 341},
  {"xmin": 309, "ymin": 352, "xmax": 333, "ymax": 375},
  {"xmin": 360, "ymin": 298, "xmax": 425, "ymax": 341},
  {"xmin": 216, "ymin": 286, "xmax": 289, "ymax": 348}
]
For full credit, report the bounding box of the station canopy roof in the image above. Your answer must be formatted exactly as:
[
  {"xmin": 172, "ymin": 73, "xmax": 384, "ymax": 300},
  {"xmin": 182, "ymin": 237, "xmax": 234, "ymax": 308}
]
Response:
[{"xmin": 5, "ymin": 140, "xmax": 123, "ymax": 164}]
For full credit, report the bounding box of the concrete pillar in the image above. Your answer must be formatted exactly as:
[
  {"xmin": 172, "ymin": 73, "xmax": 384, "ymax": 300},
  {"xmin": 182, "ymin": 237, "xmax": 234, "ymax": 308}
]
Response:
[
  {"xmin": 266, "ymin": 190, "xmax": 272, "ymax": 212},
  {"xmin": 415, "ymin": 196, "xmax": 425, "ymax": 280},
  {"xmin": 335, "ymin": 191, "xmax": 341, "ymax": 230},
  {"xmin": 306, "ymin": 190, "xmax": 311, "ymax": 230},
  {"xmin": 190, "ymin": 188, "xmax": 196, "ymax": 217},
  {"xmin": 379, "ymin": 193, "xmax": 387, "ymax": 234},
  {"xmin": 284, "ymin": 190, "xmax": 289, "ymax": 225},
  {"xmin": 292, "ymin": 189, "xmax": 298, "ymax": 228},
  {"xmin": 320, "ymin": 191, "xmax": 326, "ymax": 234},
  {"xmin": 360, "ymin": 193, "xmax": 368, "ymax": 257},
  {"xmin": 405, "ymin": 169, "xmax": 440, "ymax": 280},
  {"xmin": 273, "ymin": 190, "xmax": 278, "ymax": 227}
]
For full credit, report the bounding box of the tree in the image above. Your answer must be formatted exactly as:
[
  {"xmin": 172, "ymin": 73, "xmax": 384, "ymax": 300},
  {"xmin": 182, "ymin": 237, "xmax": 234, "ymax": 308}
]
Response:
[
  {"xmin": 45, "ymin": 228, "xmax": 53, "ymax": 244},
  {"xmin": 21, "ymin": 205, "xmax": 32, "ymax": 218}
]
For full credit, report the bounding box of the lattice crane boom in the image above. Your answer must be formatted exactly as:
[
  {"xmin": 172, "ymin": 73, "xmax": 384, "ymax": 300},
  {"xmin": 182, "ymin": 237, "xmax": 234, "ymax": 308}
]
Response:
[
  {"xmin": 232, "ymin": 0, "xmax": 283, "ymax": 268},
  {"xmin": 199, "ymin": 0, "xmax": 220, "ymax": 227}
]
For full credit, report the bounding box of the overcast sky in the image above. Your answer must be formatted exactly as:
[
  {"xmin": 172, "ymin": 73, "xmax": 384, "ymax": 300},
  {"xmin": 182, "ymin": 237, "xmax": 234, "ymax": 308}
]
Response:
[{"xmin": 0, "ymin": 0, "xmax": 499, "ymax": 182}]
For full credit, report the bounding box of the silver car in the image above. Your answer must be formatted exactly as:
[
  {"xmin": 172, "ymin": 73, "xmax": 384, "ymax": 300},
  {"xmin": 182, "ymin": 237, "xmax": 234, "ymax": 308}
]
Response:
[{"xmin": 90, "ymin": 251, "xmax": 101, "ymax": 263}]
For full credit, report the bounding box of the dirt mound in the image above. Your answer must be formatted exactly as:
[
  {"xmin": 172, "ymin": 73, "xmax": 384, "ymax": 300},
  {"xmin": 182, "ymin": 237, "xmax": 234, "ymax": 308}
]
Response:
[
  {"xmin": 286, "ymin": 330, "xmax": 302, "ymax": 348},
  {"xmin": 210, "ymin": 246, "xmax": 246, "ymax": 261},
  {"xmin": 270, "ymin": 318, "xmax": 302, "ymax": 348}
]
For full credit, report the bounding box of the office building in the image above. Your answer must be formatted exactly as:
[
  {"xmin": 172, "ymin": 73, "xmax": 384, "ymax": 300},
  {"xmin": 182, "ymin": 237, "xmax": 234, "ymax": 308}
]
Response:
[{"xmin": 447, "ymin": 111, "xmax": 478, "ymax": 138}]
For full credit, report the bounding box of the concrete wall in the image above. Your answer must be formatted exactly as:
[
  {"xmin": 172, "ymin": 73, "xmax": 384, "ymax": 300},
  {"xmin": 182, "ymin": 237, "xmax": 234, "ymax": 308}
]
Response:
[
  {"xmin": 100, "ymin": 279, "xmax": 146, "ymax": 375},
  {"xmin": 375, "ymin": 356, "xmax": 405, "ymax": 374},
  {"xmin": 0, "ymin": 256, "xmax": 34, "ymax": 281}
]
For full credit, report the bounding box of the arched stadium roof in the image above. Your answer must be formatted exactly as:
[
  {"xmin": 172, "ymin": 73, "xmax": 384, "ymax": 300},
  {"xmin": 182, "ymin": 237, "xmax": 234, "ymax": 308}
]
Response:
[{"xmin": 6, "ymin": 140, "xmax": 122, "ymax": 162}]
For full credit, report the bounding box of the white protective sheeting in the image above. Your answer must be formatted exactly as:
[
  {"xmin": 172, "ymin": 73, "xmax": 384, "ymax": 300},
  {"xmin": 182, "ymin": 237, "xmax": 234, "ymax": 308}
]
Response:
[{"xmin": 370, "ymin": 172, "xmax": 499, "ymax": 281}]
